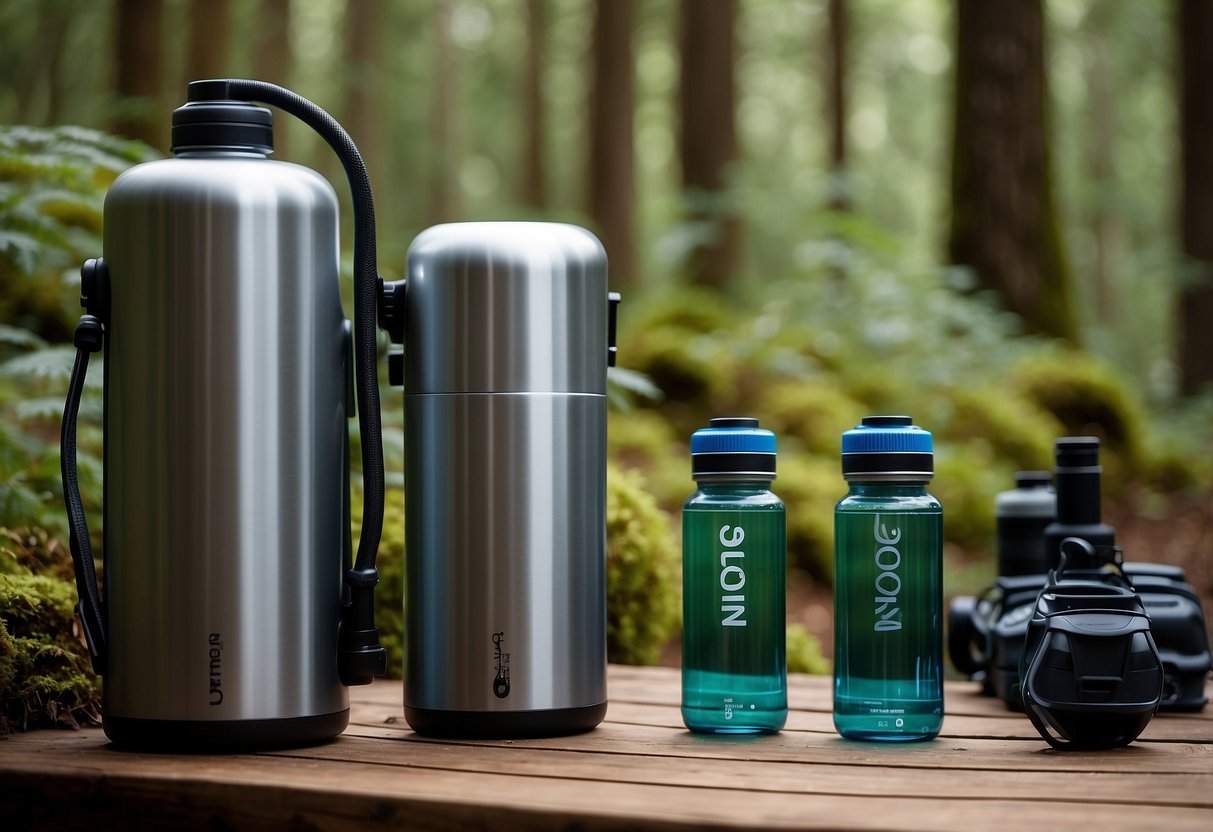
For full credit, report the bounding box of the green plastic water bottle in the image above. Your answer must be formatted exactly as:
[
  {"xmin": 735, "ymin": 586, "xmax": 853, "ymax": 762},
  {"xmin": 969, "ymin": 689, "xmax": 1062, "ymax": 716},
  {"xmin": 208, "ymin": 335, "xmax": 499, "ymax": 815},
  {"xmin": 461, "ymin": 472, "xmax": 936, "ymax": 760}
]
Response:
[
  {"xmin": 681, "ymin": 418, "xmax": 787, "ymax": 734},
  {"xmin": 833, "ymin": 415, "xmax": 943, "ymax": 741}
]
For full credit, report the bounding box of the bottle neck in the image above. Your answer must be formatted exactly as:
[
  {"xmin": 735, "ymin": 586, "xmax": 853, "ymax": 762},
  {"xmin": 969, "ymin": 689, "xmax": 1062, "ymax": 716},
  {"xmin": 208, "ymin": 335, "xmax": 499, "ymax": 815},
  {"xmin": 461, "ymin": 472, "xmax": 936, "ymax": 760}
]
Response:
[
  {"xmin": 174, "ymin": 148, "xmax": 269, "ymax": 159},
  {"xmin": 695, "ymin": 479, "xmax": 773, "ymax": 495},
  {"xmin": 846, "ymin": 481, "xmax": 929, "ymax": 497}
]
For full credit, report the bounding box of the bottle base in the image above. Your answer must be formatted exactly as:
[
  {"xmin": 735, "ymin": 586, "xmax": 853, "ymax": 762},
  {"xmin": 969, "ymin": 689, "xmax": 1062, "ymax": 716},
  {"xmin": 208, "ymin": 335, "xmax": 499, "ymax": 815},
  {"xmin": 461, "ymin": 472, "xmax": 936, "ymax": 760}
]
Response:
[
  {"xmin": 103, "ymin": 709, "xmax": 349, "ymax": 751},
  {"xmin": 404, "ymin": 702, "xmax": 607, "ymax": 738},
  {"xmin": 682, "ymin": 706, "xmax": 786, "ymax": 735},
  {"xmin": 835, "ymin": 727, "xmax": 940, "ymax": 743}
]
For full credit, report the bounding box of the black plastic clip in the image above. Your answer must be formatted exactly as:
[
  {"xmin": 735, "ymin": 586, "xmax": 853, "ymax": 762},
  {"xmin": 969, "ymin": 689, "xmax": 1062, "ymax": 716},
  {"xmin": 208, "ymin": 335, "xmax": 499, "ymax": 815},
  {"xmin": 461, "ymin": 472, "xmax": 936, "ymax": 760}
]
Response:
[{"xmin": 607, "ymin": 291, "xmax": 621, "ymax": 367}]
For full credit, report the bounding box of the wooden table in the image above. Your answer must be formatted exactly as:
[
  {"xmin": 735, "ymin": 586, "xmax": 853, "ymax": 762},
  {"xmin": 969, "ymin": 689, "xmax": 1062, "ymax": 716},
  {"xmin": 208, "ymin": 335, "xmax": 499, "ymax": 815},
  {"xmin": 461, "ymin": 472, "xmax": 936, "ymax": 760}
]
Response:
[{"xmin": 2, "ymin": 666, "xmax": 1211, "ymax": 830}]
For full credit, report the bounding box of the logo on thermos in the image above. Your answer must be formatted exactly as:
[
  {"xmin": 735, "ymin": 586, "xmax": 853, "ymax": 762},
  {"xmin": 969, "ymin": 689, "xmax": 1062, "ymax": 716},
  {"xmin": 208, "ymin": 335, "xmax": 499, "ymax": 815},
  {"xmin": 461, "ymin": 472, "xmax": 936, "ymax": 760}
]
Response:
[
  {"xmin": 492, "ymin": 631, "xmax": 511, "ymax": 698},
  {"xmin": 208, "ymin": 632, "xmax": 224, "ymax": 705}
]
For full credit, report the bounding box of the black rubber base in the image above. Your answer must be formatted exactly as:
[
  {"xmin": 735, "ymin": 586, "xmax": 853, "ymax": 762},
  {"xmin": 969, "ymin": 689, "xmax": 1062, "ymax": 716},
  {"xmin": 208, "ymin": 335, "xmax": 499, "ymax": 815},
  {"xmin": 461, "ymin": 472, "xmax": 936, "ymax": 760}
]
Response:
[
  {"xmin": 103, "ymin": 709, "xmax": 349, "ymax": 752},
  {"xmin": 405, "ymin": 702, "xmax": 607, "ymax": 738}
]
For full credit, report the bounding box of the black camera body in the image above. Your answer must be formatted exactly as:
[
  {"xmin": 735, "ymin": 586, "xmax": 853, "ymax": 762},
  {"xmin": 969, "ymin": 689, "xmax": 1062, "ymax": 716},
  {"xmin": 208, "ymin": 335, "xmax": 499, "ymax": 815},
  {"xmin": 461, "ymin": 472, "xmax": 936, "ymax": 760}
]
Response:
[{"xmin": 948, "ymin": 438, "xmax": 1211, "ymax": 713}]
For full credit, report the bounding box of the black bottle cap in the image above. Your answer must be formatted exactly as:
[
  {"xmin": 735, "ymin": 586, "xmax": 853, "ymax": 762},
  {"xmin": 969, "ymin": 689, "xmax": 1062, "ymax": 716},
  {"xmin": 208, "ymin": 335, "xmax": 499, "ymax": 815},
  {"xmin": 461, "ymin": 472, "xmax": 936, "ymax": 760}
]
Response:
[
  {"xmin": 1055, "ymin": 437, "xmax": 1101, "ymax": 470},
  {"xmin": 1015, "ymin": 471, "xmax": 1052, "ymax": 489},
  {"xmin": 171, "ymin": 83, "xmax": 273, "ymax": 155}
]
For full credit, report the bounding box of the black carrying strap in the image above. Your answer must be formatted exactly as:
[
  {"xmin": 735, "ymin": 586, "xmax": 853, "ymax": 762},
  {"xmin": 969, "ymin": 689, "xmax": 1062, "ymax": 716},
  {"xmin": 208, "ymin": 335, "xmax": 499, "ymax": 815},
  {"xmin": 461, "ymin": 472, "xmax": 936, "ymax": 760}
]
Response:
[
  {"xmin": 192, "ymin": 79, "xmax": 386, "ymax": 684},
  {"xmin": 60, "ymin": 313, "xmax": 107, "ymax": 675}
]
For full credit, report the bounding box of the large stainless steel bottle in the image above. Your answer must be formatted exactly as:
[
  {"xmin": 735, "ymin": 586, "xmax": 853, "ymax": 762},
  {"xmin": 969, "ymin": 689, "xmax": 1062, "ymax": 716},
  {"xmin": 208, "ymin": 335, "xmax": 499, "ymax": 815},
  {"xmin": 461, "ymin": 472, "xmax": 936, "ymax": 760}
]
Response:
[
  {"xmin": 61, "ymin": 81, "xmax": 387, "ymax": 749},
  {"xmin": 381, "ymin": 222, "xmax": 616, "ymax": 737}
]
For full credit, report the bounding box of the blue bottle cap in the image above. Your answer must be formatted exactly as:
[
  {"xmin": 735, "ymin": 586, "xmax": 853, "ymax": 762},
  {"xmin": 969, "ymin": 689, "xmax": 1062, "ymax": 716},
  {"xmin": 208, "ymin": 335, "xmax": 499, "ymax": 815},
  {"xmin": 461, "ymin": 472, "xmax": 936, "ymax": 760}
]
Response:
[
  {"xmin": 841, "ymin": 415, "xmax": 933, "ymax": 481},
  {"xmin": 691, "ymin": 417, "xmax": 777, "ymax": 480}
]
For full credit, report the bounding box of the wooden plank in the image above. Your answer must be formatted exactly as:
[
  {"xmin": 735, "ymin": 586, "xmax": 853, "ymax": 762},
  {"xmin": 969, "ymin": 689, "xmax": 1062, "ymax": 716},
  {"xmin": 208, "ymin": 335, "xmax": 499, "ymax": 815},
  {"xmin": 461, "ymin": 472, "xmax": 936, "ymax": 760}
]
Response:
[
  {"xmin": 342, "ymin": 716, "xmax": 1213, "ymax": 776},
  {"xmin": 258, "ymin": 728, "xmax": 1213, "ymax": 808},
  {"xmin": 3, "ymin": 735, "xmax": 1212, "ymax": 832},
  {"xmin": 350, "ymin": 679, "xmax": 1213, "ymax": 744}
]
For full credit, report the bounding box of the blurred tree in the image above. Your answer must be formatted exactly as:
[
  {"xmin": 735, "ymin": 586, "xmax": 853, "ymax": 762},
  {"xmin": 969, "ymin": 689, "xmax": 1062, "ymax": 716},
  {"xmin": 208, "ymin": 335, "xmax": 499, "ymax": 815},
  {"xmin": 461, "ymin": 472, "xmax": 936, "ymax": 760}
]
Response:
[
  {"xmin": 948, "ymin": 0, "xmax": 1077, "ymax": 343},
  {"xmin": 428, "ymin": 0, "xmax": 461, "ymax": 223},
  {"xmin": 824, "ymin": 0, "xmax": 848, "ymax": 212},
  {"xmin": 14, "ymin": 0, "xmax": 74, "ymax": 125},
  {"xmin": 113, "ymin": 0, "xmax": 165, "ymax": 150},
  {"xmin": 589, "ymin": 0, "xmax": 636, "ymax": 285},
  {"xmin": 1178, "ymin": 0, "xmax": 1213, "ymax": 394},
  {"xmin": 252, "ymin": 0, "xmax": 294, "ymax": 157},
  {"xmin": 185, "ymin": 0, "xmax": 230, "ymax": 85},
  {"xmin": 1084, "ymin": 1, "xmax": 1118, "ymax": 328},
  {"xmin": 345, "ymin": 0, "xmax": 384, "ymax": 189},
  {"xmin": 679, "ymin": 0, "xmax": 740, "ymax": 288},
  {"xmin": 521, "ymin": 0, "xmax": 548, "ymax": 210}
]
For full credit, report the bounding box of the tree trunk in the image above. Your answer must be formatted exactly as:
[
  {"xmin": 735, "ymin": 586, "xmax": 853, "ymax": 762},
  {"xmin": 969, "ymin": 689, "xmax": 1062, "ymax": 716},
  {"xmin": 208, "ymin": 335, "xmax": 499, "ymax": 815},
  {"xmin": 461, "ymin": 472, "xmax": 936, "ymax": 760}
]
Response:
[
  {"xmin": 252, "ymin": 0, "xmax": 293, "ymax": 158},
  {"xmin": 588, "ymin": 0, "xmax": 636, "ymax": 285},
  {"xmin": 1086, "ymin": 1, "xmax": 1119, "ymax": 328},
  {"xmin": 185, "ymin": 0, "xmax": 230, "ymax": 84},
  {"xmin": 113, "ymin": 0, "xmax": 165, "ymax": 149},
  {"xmin": 1178, "ymin": 0, "xmax": 1213, "ymax": 393},
  {"xmin": 345, "ymin": 0, "xmax": 384, "ymax": 188},
  {"xmin": 824, "ymin": 0, "xmax": 848, "ymax": 210},
  {"xmin": 428, "ymin": 0, "xmax": 461, "ymax": 223},
  {"xmin": 948, "ymin": 0, "xmax": 1077, "ymax": 342},
  {"xmin": 252, "ymin": 0, "xmax": 293, "ymax": 85},
  {"xmin": 679, "ymin": 0, "xmax": 740, "ymax": 288},
  {"xmin": 521, "ymin": 0, "xmax": 548, "ymax": 210}
]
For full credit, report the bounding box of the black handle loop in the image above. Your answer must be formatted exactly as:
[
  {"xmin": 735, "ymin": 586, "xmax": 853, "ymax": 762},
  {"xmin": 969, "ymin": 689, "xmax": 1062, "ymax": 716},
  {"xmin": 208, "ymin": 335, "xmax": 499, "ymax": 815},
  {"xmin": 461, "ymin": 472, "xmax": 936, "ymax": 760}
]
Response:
[
  {"xmin": 61, "ymin": 296, "xmax": 108, "ymax": 675},
  {"xmin": 192, "ymin": 79, "xmax": 388, "ymax": 684}
]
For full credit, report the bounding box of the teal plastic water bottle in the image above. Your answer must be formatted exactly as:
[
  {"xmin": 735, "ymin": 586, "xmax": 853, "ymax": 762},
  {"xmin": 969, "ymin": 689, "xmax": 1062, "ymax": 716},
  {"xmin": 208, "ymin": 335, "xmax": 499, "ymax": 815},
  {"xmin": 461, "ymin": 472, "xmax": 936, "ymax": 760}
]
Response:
[
  {"xmin": 682, "ymin": 418, "xmax": 787, "ymax": 734},
  {"xmin": 833, "ymin": 416, "xmax": 943, "ymax": 741}
]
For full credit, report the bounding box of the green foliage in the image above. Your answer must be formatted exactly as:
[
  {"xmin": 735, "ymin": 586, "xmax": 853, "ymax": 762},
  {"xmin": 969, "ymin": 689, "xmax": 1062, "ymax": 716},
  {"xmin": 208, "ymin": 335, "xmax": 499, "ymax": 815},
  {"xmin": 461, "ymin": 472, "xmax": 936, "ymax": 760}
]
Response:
[
  {"xmin": 0, "ymin": 125, "xmax": 154, "ymax": 339},
  {"xmin": 931, "ymin": 444, "xmax": 1008, "ymax": 554},
  {"xmin": 606, "ymin": 465, "xmax": 680, "ymax": 665},
  {"xmin": 0, "ymin": 562, "xmax": 101, "ymax": 732},
  {"xmin": 355, "ymin": 489, "xmax": 405, "ymax": 678},
  {"xmin": 1010, "ymin": 350, "xmax": 1149, "ymax": 469},
  {"xmin": 756, "ymin": 380, "xmax": 866, "ymax": 458},
  {"xmin": 932, "ymin": 386, "xmax": 1061, "ymax": 473},
  {"xmin": 775, "ymin": 453, "xmax": 839, "ymax": 582},
  {"xmin": 786, "ymin": 623, "xmax": 830, "ymax": 676}
]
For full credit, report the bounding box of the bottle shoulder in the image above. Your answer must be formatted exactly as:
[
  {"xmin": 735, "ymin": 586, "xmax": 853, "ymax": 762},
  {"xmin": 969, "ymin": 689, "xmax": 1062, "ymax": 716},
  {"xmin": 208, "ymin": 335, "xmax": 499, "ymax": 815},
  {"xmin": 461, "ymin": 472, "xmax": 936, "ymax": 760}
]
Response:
[
  {"xmin": 685, "ymin": 488, "xmax": 784, "ymax": 510},
  {"xmin": 836, "ymin": 491, "xmax": 942, "ymax": 512},
  {"xmin": 108, "ymin": 157, "xmax": 337, "ymax": 207}
]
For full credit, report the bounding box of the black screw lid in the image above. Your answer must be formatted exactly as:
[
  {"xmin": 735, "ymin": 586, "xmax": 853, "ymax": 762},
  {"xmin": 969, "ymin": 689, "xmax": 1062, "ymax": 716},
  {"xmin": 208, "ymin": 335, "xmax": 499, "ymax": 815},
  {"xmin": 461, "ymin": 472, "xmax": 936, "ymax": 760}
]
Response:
[
  {"xmin": 1015, "ymin": 471, "xmax": 1053, "ymax": 488},
  {"xmin": 1055, "ymin": 437, "xmax": 1101, "ymax": 470},
  {"xmin": 171, "ymin": 81, "xmax": 273, "ymax": 154}
]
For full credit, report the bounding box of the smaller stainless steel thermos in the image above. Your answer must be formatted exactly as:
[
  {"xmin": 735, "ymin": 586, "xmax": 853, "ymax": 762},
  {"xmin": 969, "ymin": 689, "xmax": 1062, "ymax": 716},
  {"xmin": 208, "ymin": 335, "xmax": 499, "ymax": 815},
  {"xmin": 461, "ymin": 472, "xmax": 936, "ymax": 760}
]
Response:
[
  {"xmin": 681, "ymin": 418, "xmax": 787, "ymax": 734},
  {"xmin": 379, "ymin": 222, "xmax": 619, "ymax": 737},
  {"xmin": 61, "ymin": 80, "xmax": 387, "ymax": 750},
  {"xmin": 834, "ymin": 416, "xmax": 943, "ymax": 741}
]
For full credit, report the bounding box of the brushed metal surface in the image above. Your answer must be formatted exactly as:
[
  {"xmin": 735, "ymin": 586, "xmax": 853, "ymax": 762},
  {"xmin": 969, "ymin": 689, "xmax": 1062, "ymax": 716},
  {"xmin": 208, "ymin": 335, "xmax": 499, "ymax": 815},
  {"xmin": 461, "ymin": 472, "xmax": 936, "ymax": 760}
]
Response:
[
  {"xmin": 101, "ymin": 151, "xmax": 348, "ymax": 721},
  {"xmin": 404, "ymin": 392, "xmax": 608, "ymax": 712},
  {"xmin": 405, "ymin": 222, "xmax": 608, "ymax": 395}
]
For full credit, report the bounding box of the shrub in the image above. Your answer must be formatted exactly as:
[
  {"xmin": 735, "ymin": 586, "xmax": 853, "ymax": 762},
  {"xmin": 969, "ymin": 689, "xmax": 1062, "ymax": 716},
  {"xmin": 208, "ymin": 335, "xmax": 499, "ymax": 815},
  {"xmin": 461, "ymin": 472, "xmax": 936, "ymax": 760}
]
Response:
[
  {"xmin": 933, "ymin": 386, "xmax": 1061, "ymax": 473},
  {"xmin": 606, "ymin": 465, "xmax": 681, "ymax": 665},
  {"xmin": 756, "ymin": 379, "xmax": 867, "ymax": 457},
  {"xmin": 786, "ymin": 623, "xmax": 830, "ymax": 675},
  {"xmin": 776, "ymin": 452, "xmax": 839, "ymax": 582}
]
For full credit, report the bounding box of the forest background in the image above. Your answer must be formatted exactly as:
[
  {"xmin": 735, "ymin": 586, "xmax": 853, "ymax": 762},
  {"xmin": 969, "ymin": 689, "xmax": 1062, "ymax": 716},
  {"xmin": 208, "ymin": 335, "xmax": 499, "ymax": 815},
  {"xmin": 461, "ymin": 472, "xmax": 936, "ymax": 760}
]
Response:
[{"xmin": 1, "ymin": 0, "xmax": 1211, "ymax": 726}]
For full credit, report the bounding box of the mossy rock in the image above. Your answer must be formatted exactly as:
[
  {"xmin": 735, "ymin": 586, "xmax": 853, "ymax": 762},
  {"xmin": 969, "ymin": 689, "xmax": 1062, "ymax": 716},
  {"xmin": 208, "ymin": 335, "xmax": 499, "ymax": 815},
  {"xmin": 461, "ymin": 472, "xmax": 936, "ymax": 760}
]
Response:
[
  {"xmin": 0, "ymin": 572, "xmax": 101, "ymax": 732},
  {"xmin": 0, "ymin": 526, "xmax": 80, "ymax": 582},
  {"xmin": 934, "ymin": 387, "xmax": 1061, "ymax": 473},
  {"xmin": 787, "ymin": 623, "xmax": 830, "ymax": 675},
  {"xmin": 606, "ymin": 465, "xmax": 681, "ymax": 665},
  {"xmin": 776, "ymin": 452, "xmax": 839, "ymax": 583},
  {"xmin": 756, "ymin": 380, "xmax": 867, "ymax": 457},
  {"xmin": 1010, "ymin": 352, "xmax": 1148, "ymax": 471}
]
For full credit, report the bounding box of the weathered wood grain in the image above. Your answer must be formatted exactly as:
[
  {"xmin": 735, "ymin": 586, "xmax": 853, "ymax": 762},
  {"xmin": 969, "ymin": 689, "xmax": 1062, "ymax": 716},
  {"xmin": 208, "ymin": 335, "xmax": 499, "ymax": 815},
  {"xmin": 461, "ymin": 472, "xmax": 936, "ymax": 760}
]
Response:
[{"xmin": 0, "ymin": 669, "xmax": 1210, "ymax": 831}]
